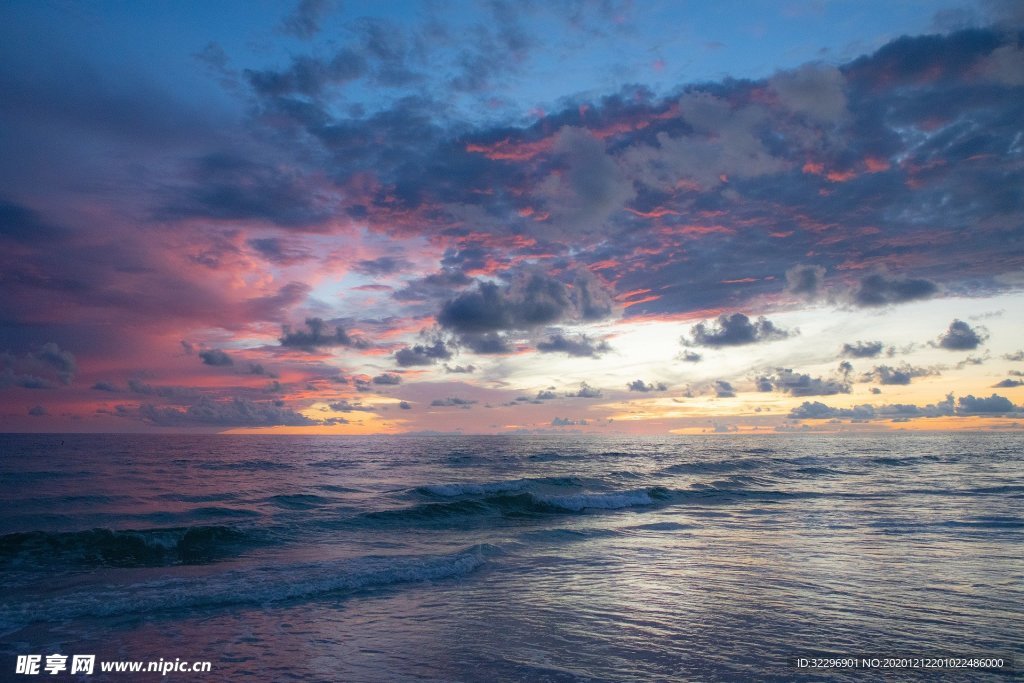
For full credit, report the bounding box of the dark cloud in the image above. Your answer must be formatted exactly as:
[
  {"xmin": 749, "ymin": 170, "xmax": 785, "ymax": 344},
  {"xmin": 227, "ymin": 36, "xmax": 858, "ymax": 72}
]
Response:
[
  {"xmin": 458, "ymin": 332, "xmax": 513, "ymax": 355},
  {"xmin": 937, "ymin": 319, "xmax": 988, "ymax": 350},
  {"xmin": 0, "ymin": 342, "xmax": 76, "ymax": 388},
  {"xmin": 785, "ymin": 264, "xmax": 826, "ymax": 299},
  {"xmin": 868, "ymin": 363, "xmax": 937, "ymax": 385},
  {"xmin": 994, "ymin": 379, "xmax": 1023, "ymax": 388},
  {"xmin": 246, "ymin": 49, "xmax": 365, "ymax": 98},
  {"xmin": 841, "ymin": 341, "xmax": 884, "ymax": 358},
  {"xmin": 786, "ymin": 395, "xmax": 954, "ymax": 421},
  {"xmin": 852, "ymin": 273, "xmax": 938, "ymax": 307},
  {"xmin": 760, "ymin": 368, "xmax": 850, "ymax": 396},
  {"xmin": 437, "ymin": 273, "xmax": 614, "ymax": 339},
  {"xmin": 444, "ymin": 364, "xmax": 475, "ymax": 374},
  {"xmin": 569, "ymin": 382, "xmax": 602, "ymax": 398},
  {"xmin": 956, "ymin": 393, "xmax": 1020, "ymax": 414},
  {"xmin": 0, "ymin": 199, "xmax": 66, "ymax": 243},
  {"xmin": 399, "ymin": 401, "xmax": 412, "ymax": 409},
  {"xmin": 199, "ymin": 349, "xmax": 233, "ymax": 366},
  {"xmin": 679, "ymin": 350, "xmax": 702, "ymax": 363},
  {"xmin": 536, "ymin": 389, "xmax": 558, "ymax": 400},
  {"xmin": 1004, "ymin": 351, "xmax": 1024, "ymax": 361},
  {"xmin": 430, "ymin": 397, "xmax": 477, "ymax": 407},
  {"xmin": 684, "ymin": 314, "xmax": 790, "ymax": 347},
  {"xmin": 628, "ymin": 380, "xmax": 668, "ymax": 392},
  {"xmin": 394, "ymin": 340, "xmax": 453, "ymax": 366},
  {"xmin": 714, "ymin": 380, "xmax": 735, "ymax": 398},
  {"xmin": 786, "ymin": 393, "xmax": 1015, "ymax": 420},
  {"xmin": 536, "ymin": 334, "xmax": 610, "ymax": 358},
  {"xmin": 280, "ymin": 0, "xmax": 332, "ymax": 39},
  {"xmin": 353, "ymin": 256, "xmax": 414, "ymax": 276},
  {"xmin": 279, "ymin": 317, "xmax": 370, "ymax": 351},
  {"xmin": 140, "ymin": 397, "xmax": 319, "ymax": 427},
  {"xmin": 247, "ymin": 363, "xmax": 277, "ymax": 377},
  {"xmin": 27, "ymin": 405, "xmax": 48, "ymax": 416},
  {"xmin": 372, "ymin": 373, "xmax": 402, "ymax": 385},
  {"xmin": 789, "ymin": 402, "xmax": 876, "ymax": 420},
  {"xmin": 328, "ymin": 399, "xmax": 374, "ymax": 412},
  {"xmin": 127, "ymin": 380, "xmax": 199, "ymax": 400},
  {"xmin": 392, "ymin": 270, "xmax": 473, "ymax": 302},
  {"xmin": 91, "ymin": 381, "xmax": 119, "ymax": 392},
  {"xmin": 163, "ymin": 154, "xmax": 331, "ymax": 228},
  {"xmin": 551, "ymin": 417, "xmax": 588, "ymax": 426},
  {"xmin": 247, "ymin": 237, "xmax": 312, "ymax": 265}
]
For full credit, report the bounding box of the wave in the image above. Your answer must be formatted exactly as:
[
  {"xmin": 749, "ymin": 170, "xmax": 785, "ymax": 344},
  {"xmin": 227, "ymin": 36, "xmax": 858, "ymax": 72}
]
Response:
[
  {"xmin": 536, "ymin": 488, "xmax": 669, "ymax": 511},
  {"xmin": 365, "ymin": 486, "xmax": 671, "ymax": 524},
  {"xmin": 415, "ymin": 477, "xmax": 580, "ymax": 498},
  {"xmin": 0, "ymin": 525, "xmax": 261, "ymax": 569},
  {"xmin": 266, "ymin": 494, "xmax": 333, "ymax": 510},
  {"xmin": 659, "ymin": 458, "xmax": 772, "ymax": 475},
  {"xmin": 0, "ymin": 546, "xmax": 490, "ymax": 630}
]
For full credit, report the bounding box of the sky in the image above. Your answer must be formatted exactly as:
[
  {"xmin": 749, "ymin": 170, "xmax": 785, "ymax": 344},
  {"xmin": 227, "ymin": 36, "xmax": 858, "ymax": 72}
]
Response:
[{"xmin": 1, "ymin": 0, "xmax": 1023, "ymax": 435}]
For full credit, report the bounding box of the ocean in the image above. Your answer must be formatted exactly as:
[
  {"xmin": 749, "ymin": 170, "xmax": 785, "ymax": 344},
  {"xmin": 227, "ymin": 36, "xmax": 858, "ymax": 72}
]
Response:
[{"xmin": 1, "ymin": 433, "xmax": 1021, "ymax": 681}]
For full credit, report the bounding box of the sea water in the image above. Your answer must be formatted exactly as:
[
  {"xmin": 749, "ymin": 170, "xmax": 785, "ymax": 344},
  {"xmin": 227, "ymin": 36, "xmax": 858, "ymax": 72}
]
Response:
[{"xmin": 1, "ymin": 433, "xmax": 1021, "ymax": 681}]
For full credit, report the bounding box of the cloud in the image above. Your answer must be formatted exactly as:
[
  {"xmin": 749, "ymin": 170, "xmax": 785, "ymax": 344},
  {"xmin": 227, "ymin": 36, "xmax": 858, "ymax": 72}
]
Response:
[
  {"xmin": 759, "ymin": 368, "xmax": 850, "ymax": 396},
  {"xmin": 92, "ymin": 381, "xmax": 120, "ymax": 392},
  {"xmin": 444, "ymin": 364, "xmax": 475, "ymax": 374},
  {"xmin": 280, "ymin": 0, "xmax": 332, "ymax": 39},
  {"xmin": 280, "ymin": 318, "xmax": 370, "ymax": 350},
  {"xmin": 956, "ymin": 394, "xmax": 1020, "ymax": 415},
  {"xmin": 438, "ymin": 275, "xmax": 563, "ymax": 333},
  {"xmin": 435, "ymin": 274, "xmax": 613, "ymax": 357},
  {"xmin": 1005, "ymin": 351, "xmax": 1024, "ymax": 362},
  {"xmin": 627, "ymin": 380, "xmax": 667, "ymax": 392},
  {"xmin": 536, "ymin": 334, "xmax": 611, "ymax": 358},
  {"xmin": 399, "ymin": 401, "xmax": 412, "ymax": 409},
  {"xmin": 27, "ymin": 405, "xmax": 48, "ymax": 416},
  {"xmin": 714, "ymin": 380, "xmax": 736, "ymax": 398},
  {"xmin": 551, "ymin": 417, "xmax": 588, "ymax": 426},
  {"xmin": 247, "ymin": 237, "xmax": 312, "ymax": 264},
  {"xmin": 841, "ymin": 341, "xmax": 884, "ymax": 358},
  {"xmin": 328, "ymin": 399, "xmax": 374, "ymax": 412},
  {"xmin": 867, "ymin": 363, "xmax": 937, "ymax": 385},
  {"xmin": 785, "ymin": 264, "xmax": 826, "ymax": 299},
  {"xmin": 127, "ymin": 379, "xmax": 199, "ymax": 399},
  {"xmin": 141, "ymin": 397, "xmax": 319, "ymax": 427},
  {"xmin": 459, "ymin": 332, "xmax": 513, "ymax": 355},
  {"xmin": 372, "ymin": 373, "xmax": 401, "ymax": 385},
  {"xmin": 163, "ymin": 154, "xmax": 331, "ymax": 228},
  {"xmin": 679, "ymin": 350, "xmax": 702, "ymax": 363},
  {"xmin": 0, "ymin": 199, "xmax": 66, "ymax": 243},
  {"xmin": 199, "ymin": 349, "xmax": 233, "ymax": 366},
  {"xmin": 247, "ymin": 363, "xmax": 277, "ymax": 377},
  {"xmin": 937, "ymin": 319, "xmax": 988, "ymax": 350},
  {"xmin": 353, "ymin": 255, "xmax": 414, "ymax": 276},
  {"xmin": 683, "ymin": 313, "xmax": 790, "ymax": 347},
  {"xmin": 536, "ymin": 389, "xmax": 558, "ymax": 400},
  {"xmin": 994, "ymin": 379, "xmax": 1023, "ymax": 388},
  {"xmin": 569, "ymin": 382, "xmax": 602, "ymax": 398},
  {"xmin": 536, "ymin": 126, "xmax": 637, "ymax": 236},
  {"xmin": 769, "ymin": 63, "xmax": 848, "ymax": 122},
  {"xmin": 852, "ymin": 273, "xmax": 938, "ymax": 307},
  {"xmin": 785, "ymin": 393, "xmax": 1019, "ymax": 420},
  {"xmin": 0, "ymin": 342, "xmax": 77, "ymax": 388},
  {"xmin": 395, "ymin": 340, "xmax": 453, "ymax": 366},
  {"xmin": 430, "ymin": 397, "xmax": 477, "ymax": 407}
]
